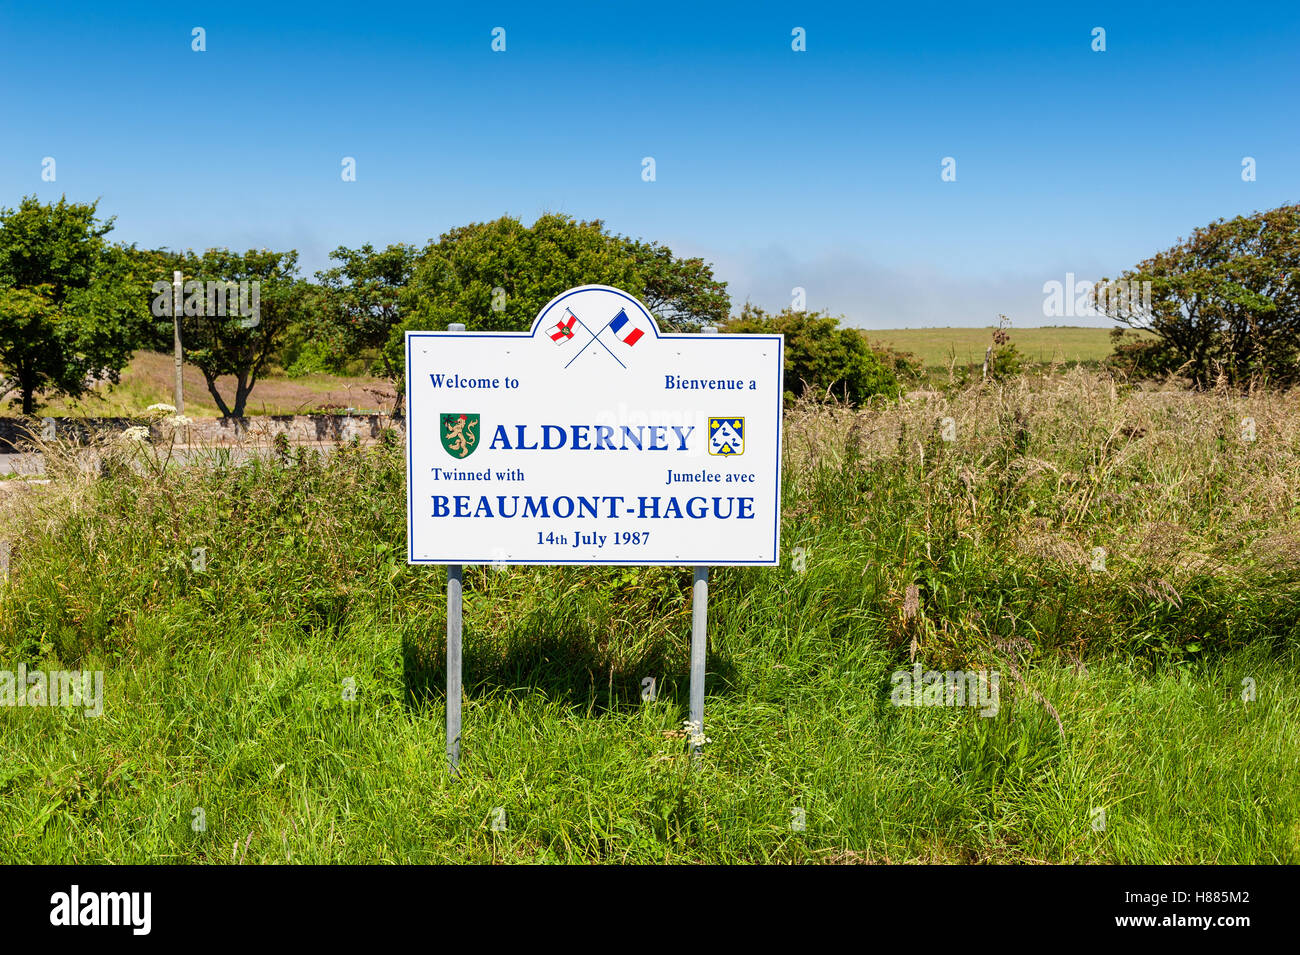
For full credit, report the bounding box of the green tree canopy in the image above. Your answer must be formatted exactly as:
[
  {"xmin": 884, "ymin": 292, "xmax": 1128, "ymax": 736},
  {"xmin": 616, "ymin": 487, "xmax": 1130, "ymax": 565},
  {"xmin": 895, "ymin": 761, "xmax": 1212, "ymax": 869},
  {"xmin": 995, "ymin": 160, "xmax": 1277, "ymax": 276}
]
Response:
[
  {"xmin": 164, "ymin": 248, "xmax": 308, "ymax": 417},
  {"xmin": 1099, "ymin": 203, "xmax": 1300, "ymax": 387},
  {"xmin": 317, "ymin": 215, "xmax": 731, "ymax": 388},
  {"xmin": 623, "ymin": 237, "xmax": 730, "ymax": 331},
  {"xmin": 312, "ymin": 242, "xmax": 420, "ymax": 381},
  {"xmin": 721, "ymin": 305, "xmax": 900, "ymax": 406},
  {"xmin": 0, "ymin": 196, "xmax": 148, "ymax": 414},
  {"xmin": 403, "ymin": 215, "xmax": 647, "ymax": 334}
]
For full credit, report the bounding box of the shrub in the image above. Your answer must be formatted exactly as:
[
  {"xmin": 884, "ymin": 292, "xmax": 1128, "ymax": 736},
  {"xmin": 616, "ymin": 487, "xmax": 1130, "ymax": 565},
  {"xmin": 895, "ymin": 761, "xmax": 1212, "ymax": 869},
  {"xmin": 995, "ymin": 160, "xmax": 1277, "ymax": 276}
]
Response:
[
  {"xmin": 867, "ymin": 337, "xmax": 925, "ymax": 382},
  {"xmin": 721, "ymin": 305, "xmax": 899, "ymax": 405},
  {"xmin": 987, "ymin": 342, "xmax": 1024, "ymax": 381},
  {"xmin": 1103, "ymin": 328, "xmax": 1179, "ymax": 381}
]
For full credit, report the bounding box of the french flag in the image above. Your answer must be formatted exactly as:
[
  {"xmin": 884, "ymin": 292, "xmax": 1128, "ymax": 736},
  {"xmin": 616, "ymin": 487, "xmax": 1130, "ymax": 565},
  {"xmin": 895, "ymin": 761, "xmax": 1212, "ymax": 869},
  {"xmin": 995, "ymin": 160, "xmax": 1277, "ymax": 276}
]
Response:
[{"xmin": 608, "ymin": 309, "xmax": 644, "ymax": 347}]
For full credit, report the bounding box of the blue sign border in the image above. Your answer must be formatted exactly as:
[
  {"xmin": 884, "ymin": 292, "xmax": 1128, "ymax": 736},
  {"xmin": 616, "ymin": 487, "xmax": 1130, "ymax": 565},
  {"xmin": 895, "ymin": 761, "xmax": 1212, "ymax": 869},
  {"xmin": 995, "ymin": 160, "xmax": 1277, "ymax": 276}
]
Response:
[{"xmin": 405, "ymin": 285, "xmax": 784, "ymax": 566}]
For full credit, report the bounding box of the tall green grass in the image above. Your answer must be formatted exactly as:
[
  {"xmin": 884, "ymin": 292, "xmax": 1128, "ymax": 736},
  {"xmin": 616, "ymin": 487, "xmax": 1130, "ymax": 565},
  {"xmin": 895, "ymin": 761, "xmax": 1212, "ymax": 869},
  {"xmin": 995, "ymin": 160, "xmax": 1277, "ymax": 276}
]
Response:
[{"xmin": 1, "ymin": 371, "xmax": 1297, "ymax": 862}]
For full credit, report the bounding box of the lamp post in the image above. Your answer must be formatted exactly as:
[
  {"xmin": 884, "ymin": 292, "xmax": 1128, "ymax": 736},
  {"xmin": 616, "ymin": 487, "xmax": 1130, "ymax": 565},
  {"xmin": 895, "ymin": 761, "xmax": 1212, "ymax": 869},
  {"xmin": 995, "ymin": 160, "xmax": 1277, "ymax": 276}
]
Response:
[{"xmin": 172, "ymin": 270, "xmax": 184, "ymax": 413}]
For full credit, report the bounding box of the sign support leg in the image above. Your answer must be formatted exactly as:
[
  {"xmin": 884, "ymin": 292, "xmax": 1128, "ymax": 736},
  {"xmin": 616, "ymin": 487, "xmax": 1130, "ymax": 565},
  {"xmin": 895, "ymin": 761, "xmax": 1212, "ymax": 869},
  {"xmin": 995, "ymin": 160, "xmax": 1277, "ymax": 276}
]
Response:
[
  {"xmin": 446, "ymin": 563, "xmax": 463, "ymax": 775},
  {"xmin": 690, "ymin": 565, "xmax": 708, "ymax": 757}
]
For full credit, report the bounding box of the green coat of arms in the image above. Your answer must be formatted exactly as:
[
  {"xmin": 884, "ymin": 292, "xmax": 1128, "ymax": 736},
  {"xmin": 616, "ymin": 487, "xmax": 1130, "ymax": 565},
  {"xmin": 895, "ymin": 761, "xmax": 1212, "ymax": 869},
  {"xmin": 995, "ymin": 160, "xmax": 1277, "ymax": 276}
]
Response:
[{"xmin": 440, "ymin": 413, "xmax": 480, "ymax": 458}]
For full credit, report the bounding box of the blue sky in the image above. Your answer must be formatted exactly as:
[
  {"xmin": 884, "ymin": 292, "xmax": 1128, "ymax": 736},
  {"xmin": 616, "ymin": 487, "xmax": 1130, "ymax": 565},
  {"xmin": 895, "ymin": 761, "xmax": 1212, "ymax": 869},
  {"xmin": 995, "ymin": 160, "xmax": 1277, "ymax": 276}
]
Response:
[{"xmin": 1, "ymin": 1, "xmax": 1296, "ymax": 327}]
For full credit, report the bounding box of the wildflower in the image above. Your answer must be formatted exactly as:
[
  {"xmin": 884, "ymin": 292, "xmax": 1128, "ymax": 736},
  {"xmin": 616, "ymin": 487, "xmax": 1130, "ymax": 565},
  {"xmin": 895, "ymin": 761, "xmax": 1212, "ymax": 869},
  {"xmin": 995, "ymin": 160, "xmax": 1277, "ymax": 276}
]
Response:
[
  {"xmin": 145, "ymin": 403, "xmax": 177, "ymax": 418},
  {"xmin": 165, "ymin": 414, "xmax": 192, "ymax": 427},
  {"xmin": 682, "ymin": 719, "xmax": 711, "ymax": 747},
  {"xmin": 120, "ymin": 426, "xmax": 150, "ymax": 443}
]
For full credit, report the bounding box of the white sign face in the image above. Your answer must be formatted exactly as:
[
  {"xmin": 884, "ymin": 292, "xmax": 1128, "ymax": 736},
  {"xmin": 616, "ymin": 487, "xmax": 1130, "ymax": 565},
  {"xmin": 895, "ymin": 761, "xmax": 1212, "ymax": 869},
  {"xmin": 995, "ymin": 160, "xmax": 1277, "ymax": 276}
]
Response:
[{"xmin": 406, "ymin": 285, "xmax": 783, "ymax": 565}]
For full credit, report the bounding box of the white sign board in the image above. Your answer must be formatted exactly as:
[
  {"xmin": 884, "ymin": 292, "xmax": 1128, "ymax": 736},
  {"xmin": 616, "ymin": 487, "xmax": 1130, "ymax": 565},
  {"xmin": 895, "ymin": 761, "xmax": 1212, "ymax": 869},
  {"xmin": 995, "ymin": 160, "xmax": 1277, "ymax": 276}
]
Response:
[{"xmin": 406, "ymin": 285, "xmax": 783, "ymax": 565}]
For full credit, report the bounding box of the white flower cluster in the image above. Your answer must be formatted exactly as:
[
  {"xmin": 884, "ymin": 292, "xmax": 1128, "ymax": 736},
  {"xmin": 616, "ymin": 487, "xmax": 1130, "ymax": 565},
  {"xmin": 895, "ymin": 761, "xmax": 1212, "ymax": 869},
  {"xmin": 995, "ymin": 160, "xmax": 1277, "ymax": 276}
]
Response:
[
  {"xmin": 119, "ymin": 426, "xmax": 150, "ymax": 443},
  {"xmin": 143, "ymin": 403, "xmax": 191, "ymax": 429},
  {"xmin": 682, "ymin": 719, "xmax": 711, "ymax": 747}
]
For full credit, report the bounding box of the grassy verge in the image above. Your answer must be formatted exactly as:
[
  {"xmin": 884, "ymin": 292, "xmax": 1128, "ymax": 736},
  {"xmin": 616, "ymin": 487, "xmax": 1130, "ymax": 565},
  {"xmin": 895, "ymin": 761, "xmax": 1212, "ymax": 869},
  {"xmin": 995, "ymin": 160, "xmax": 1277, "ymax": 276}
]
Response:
[{"xmin": 1, "ymin": 371, "xmax": 1297, "ymax": 863}]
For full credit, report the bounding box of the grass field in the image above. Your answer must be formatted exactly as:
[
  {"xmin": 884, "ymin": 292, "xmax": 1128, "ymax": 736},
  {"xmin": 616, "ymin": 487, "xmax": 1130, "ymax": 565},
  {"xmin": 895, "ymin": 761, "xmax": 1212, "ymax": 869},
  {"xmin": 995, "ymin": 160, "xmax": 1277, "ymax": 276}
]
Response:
[
  {"xmin": 37, "ymin": 350, "xmax": 397, "ymax": 418},
  {"xmin": 1, "ymin": 371, "xmax": 1297, "ymax": 863},
  {"xmin": 867, "ymin": 325, "xmax": 1146, "ymax": 370}
]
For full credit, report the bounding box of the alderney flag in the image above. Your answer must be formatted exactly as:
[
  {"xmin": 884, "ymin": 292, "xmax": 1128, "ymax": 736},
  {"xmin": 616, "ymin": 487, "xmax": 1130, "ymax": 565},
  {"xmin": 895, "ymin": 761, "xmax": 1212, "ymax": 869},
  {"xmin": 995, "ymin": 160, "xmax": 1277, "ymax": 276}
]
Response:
[
  {"xmin": 607, "ymin": 309, "xmax": 643, "ymax": 346},
  {"xmin": 550, "ymin": 313, "xmax": 577, "ymax": 343}
]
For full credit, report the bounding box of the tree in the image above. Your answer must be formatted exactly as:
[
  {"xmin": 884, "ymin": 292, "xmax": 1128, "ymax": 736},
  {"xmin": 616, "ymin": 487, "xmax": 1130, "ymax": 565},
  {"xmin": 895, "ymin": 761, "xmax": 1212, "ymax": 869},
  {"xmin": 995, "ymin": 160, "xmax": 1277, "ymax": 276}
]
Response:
[
  {"xmin": 721, "ymin": 305, "xmax": 900, "ymax": 405},
  {"xmin": 1098, "ymin": 203, "xmax": 1300, "ymax": 387},
  {"xmin": 401, "ymin": 214, "xmax": 644, "ymax": 333},
  {"xmin": 311, "ymin": 242, "xmax": 420, "ymax": 380},
  {"xmin": 0, "ymin": 196, "xmax": 145, "ymax": 414},
  {"xmin": 0, "ymin": 285, "xmax": 58, "ymax": 414},
  {"xmin": 163, "ymin": 248, "xmax": 307, "ymax": 417},
  {"xmin": 370, "ymin": 214, "xmax": 730, "ymax": 384},
  {"xmin": 115, "ymin": 244, "xmax": 179, "ymax": 353},
  {"xmin": 625, "ymin": 238, "xmax": 730, "ymax": 331}
]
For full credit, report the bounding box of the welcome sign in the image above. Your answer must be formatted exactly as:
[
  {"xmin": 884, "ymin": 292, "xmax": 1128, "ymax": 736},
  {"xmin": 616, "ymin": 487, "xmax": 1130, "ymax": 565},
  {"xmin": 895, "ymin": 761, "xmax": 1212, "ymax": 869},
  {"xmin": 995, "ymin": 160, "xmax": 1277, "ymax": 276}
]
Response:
[{"xmin": 406, "ymin": 285, "xmax": 783, "ymax": 565}]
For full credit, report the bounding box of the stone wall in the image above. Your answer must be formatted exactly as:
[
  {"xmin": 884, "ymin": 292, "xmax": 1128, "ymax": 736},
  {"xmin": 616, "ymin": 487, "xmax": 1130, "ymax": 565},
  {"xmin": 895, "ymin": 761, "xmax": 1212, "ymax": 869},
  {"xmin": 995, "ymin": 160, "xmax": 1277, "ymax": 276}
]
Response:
[{"xmin": 0, "ymin": 414, "xmax": 404, "ymax": 452}]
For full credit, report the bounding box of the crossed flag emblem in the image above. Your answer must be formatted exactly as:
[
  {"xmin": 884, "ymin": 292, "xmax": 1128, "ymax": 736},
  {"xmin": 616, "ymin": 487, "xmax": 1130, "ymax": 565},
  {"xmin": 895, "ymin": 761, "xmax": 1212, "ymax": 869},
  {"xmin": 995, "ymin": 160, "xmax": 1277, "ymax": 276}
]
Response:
[{"xmin": 549, "ymin": 306, "xmax": 644, "ymax": 370}]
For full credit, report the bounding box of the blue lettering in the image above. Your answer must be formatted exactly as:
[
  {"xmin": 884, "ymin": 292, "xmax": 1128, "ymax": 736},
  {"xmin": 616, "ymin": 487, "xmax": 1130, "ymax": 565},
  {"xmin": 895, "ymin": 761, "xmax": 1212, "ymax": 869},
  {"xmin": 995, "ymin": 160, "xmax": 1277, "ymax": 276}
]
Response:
[{"xmin": 542, "ymin": 425, "xmax": 566, "ymax": 450}]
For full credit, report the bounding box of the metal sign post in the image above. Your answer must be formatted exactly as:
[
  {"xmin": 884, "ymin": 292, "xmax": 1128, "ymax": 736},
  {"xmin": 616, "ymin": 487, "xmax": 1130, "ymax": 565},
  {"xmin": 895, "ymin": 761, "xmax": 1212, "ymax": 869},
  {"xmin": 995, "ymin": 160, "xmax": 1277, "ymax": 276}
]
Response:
[
  {"xmin": 444, "ymin": 322, "xmax": 468, "ymax": 775},
  {"xmin": 690, "ymin": 565, "xmax": 708, "ymax": 756},
  {"xmin": 689, "ymin": 328, "xmax": 716, "ymax": 757},
  {"xmin": 446, "ymin": 563, "xmax": 463, "ymax": 774}
]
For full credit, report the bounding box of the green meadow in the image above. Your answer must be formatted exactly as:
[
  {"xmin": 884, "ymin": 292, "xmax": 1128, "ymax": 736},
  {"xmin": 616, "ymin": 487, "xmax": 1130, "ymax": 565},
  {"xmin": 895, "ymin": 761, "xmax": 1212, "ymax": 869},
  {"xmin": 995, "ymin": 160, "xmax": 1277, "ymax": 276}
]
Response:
[
  {"xmin": 867, "ymin": 326, "xmax": 1149, "ymax": 371},
  {"xmin": 1, "ymin": 370, "xmax": 1297, "ymax": 863}
]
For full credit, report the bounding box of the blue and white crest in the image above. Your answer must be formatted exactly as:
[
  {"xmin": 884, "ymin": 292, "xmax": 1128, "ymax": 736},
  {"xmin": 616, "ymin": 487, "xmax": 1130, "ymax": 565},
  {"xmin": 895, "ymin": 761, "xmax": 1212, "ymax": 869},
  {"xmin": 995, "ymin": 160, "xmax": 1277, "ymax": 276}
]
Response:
[{"xmin": 708, "ymin": 417, "xmax": 744, "ymax": 456}]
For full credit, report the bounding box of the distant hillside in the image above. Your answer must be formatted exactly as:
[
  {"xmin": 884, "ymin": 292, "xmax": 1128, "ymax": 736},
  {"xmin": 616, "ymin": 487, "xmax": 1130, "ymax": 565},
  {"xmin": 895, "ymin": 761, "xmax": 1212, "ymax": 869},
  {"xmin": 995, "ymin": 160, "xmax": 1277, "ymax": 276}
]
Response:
[{"xmin": 864, "ymin": 326, "xmax": 1149, "ymax": 369}]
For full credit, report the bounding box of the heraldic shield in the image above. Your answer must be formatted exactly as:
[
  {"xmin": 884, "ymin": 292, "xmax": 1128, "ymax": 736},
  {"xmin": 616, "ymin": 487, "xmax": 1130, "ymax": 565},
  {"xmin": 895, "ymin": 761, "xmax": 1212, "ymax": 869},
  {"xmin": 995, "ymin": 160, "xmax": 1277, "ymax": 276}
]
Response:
[{"xmin": 440, "ymin": 413, "xmax": 480, "ymax": 458}]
